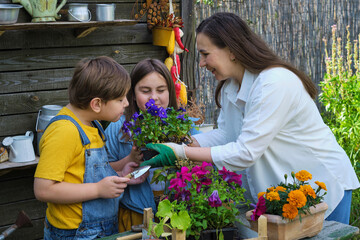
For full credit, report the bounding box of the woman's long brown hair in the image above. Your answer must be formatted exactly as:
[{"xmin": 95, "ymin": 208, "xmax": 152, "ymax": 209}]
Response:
[{"xmin": 196, "ymin": 12, "xmax": 317, "ymax": 108}]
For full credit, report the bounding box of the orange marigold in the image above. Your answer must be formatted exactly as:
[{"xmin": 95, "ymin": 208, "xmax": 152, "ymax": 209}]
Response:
[
  {"xmin": 299, "ymin": 185, "xmax": 316, "ymax": 198},
  {"xmin": 287, "ymin": 190, "xmax": 307, "ymax": 208},
  {"xmin": 266, "ymin": 191, "xmax": 280, "ymax": 201},
  {"xmin": 257, "ymin": 192, "xmax": 266, "ymax": 199},
  {"xmin": 295, "ymin": 170, "xmax": 312, "ymax": 181},
  {"xmin": 267, "ymin": 187, "xmax": 275, "ymax": 192},
  {"xmin": 282, "ymin": 203, "xmax": 298, "ymax": 220},
  {"xmin": 275, "ymin": 186, "xmax": 286, "ymax": 192},
  {"xmin": 315, "ymin": 181, "xmax": 327, "ymax": 191}
]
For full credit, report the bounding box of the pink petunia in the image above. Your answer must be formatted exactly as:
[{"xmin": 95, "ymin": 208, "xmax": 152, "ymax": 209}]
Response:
[{"xmin": 250, "ymin": 196, "xmax": 266, "ymax": 221}]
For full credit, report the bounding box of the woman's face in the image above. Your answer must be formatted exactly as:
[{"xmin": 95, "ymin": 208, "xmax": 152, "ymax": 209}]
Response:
[
  {"xmin": 134, "ymin": 72, "xmax": 170, "ymax": 111},
  {"xmin": 196, "ymin": 33, "xmax": 236, "ymax": 81}
]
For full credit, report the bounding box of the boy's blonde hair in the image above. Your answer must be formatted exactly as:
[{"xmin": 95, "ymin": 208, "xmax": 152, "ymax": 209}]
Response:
[{"xmin": 69, "ymin": 56, "xmax": 131, "ymax": 109}]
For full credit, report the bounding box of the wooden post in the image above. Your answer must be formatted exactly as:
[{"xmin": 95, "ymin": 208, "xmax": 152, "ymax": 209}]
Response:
[
  {"xmin": 258, "ymin": 215, "xmax": 268, "ymax": 240},
  {"xmin": 143, "ymin": 207, "xmax": 154, "ymax": 229},
  {"xmin": 172, "ymin": 228, "xmax": 186, "ymax": 240},
  {"xmin": 180, "ymin": 0, "xmax": 196, "ymax": 96}
]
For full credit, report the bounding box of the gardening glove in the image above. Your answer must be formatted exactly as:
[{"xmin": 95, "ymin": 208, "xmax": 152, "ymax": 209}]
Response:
[{"xmin": 140, "ymin": 142, "xmax": 187, "ymax": 167}]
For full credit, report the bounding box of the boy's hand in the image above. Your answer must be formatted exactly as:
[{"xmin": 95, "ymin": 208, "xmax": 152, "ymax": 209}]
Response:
[{"xmin": 97, "ymin": 176, "xmax": 130, "ymax": 199}]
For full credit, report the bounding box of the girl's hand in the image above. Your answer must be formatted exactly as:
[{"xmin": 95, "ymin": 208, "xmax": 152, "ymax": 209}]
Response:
[
  {"xmin": 188, "ymin": 136, "xmax": 200, "ymax": 147},
  {"xmin": 97, "ymin": 176, "xmax": 130, "ymax": 199},
  {"xmin": 129, "ymin": 146, "xmax": 143, "ymax": 164},
  {"xmin": 119, "ymin": 161, "xmax": 149, "ymax": 185}
]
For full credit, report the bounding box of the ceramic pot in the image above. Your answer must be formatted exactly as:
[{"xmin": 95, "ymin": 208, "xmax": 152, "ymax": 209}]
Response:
[
  {"xmin": 152, "ymin": 26, "xmax": 173, "ymax": 46},
  {"xmin": 245, "ymin": 202, "xmax": 328, "ymax": 240}
]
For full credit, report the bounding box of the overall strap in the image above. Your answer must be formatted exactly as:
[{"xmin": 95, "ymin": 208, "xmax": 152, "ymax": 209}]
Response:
[
  {"xmin": 92, "ymin": 120, "xmax": 106, "ymax": 142},
  {"xmin": 46, "ymin": 115, "xmax": 91, "ymax": 146}
]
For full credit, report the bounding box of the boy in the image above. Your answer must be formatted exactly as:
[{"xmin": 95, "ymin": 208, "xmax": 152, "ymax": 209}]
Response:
[{"xmin": 34, "ymin": 56, "xmax": 137, "ymax": 239}]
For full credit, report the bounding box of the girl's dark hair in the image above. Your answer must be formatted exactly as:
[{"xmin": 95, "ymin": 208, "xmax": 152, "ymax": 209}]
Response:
[
  {"xmin": 196, "ymin": 12, "xmax": 317, "ymax": 107},
  {"xmin": 125, "ymin": 58, "xmax": 178, "ymax": 121},
  {"xmin": 69, "ymin": 56, "xmax": 130, "ymax": 109}
]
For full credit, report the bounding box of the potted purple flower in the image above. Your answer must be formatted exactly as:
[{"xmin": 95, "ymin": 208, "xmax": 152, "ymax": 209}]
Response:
[
  {"xmin": 121, "ymin": 99, "xmax": 193, "ymax": 160},
  {"xmin": 148, "ymin": 162, "xmax": 247, "ymax": 240}
]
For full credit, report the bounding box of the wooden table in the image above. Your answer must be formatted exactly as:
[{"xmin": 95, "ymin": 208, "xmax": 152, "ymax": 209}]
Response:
[{"xmin": 99, "ymin": 220, "xmax": 359, "ymax": 240}]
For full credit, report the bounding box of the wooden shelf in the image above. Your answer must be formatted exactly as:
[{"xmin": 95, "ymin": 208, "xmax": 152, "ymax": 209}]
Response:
[
  {"xmin": 0, "ymin": 19, "xmax": 138, "ymax": 38},
  {"xmin": 0, "ymin": 156, "xmax": 39, "ymax": 176}
]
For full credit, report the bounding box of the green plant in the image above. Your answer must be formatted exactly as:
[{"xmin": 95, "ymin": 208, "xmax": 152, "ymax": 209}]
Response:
[
  {"xmin": 121, "ymin": 99, "xmax": 193, "ymax": 148},
  {"xmin": 250, "ymin": 170, "xmax": 327, "ymax": 221},
  {"xmin": 149, "ymin": 162, "xmax": 247, "ymax": 240},
  {"xmin": 319, "ymin": 25, "xmax": 360, "ymax": 227}
]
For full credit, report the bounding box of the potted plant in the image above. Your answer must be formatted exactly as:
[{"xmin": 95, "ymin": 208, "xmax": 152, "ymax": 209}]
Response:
[
  {"xmin": 246, "ymin": 170, "xmax": 328, "ymax": 240},
  {"xmin": 148, "ymin": 162, "xmax": 248, "ymax": 240},
  {"xmin": 121, "ymin": 99, "xmax": 193, "ymax": 160}
]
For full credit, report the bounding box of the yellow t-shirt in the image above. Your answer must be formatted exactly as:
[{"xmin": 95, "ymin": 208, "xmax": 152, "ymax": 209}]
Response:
[{"xmin": 34, "ymin": 107, "xmax": 104, "ymax": 229}]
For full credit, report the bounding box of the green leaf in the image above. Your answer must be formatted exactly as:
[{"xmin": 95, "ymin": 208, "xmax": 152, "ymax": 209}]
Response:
[
  {"xmin": 170, "ymin": 211, "xmax": 191, "ymax": 230},
  {"xmin": 156, "ymin": 199, "xmax": 173, "ymax": 218}
]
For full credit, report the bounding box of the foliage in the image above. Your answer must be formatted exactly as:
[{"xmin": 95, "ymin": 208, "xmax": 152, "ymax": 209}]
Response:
[
  {"xmin": 251, "ymin": 170, "xmax": 327, "ymax": 221},
  {"xmin": 150, "ymin": 162, "xmax": 247, "ymax": 240},
  {"xmin": 319, "ymin": 25, "xmax": 360, "ymax": 227},
  {"xmin": 122, "ymin": 99, "xmax": 193, "ymax": 148}
]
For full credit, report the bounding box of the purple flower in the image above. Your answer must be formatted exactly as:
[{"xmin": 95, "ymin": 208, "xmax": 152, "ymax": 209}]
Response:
[
  {"xmin": 134, "ymin": 127, "xmax": 142, "ymax": 136},
  {"xmin": 208, "ymin": 190, "xmax": 222, "ymax": 207},
  {"xmin": 219, "ymin": 167, "xmax": 243, "ymax": 186},
  {"xmin": 175, "ymin": 189, "xmax": 191, "ymax": 201},
  {"xmin": 145, "ymin": 99, "xmax": 155, "ymax": 109},
  {"xmin": 121, "ymin": 122, "xmax": 131, "ymax": 135},
  {"xmin": 158, "ymin": 107, "xmax": 168, "ymax": 119},
  {"xmin": 178, "ymin": 167, "xmax": 193, "ymax": 182},
  {"xmin": 177, "ymin": 107, "xmax": 186, "ymax": 112},
  {"xmin": 176, "ymin": 114, "xmax": 186, "ymax": 121},
  {"xmin": 250, "ymin": 196, "xmax": 266, "ymax": 221},
  {"xmin": 147, "ymin": 104, "xmax": 160, "ymax": 116},
  {"xmin": 131, "ymin": 112, "xmax": 140, "ymax": 121}
]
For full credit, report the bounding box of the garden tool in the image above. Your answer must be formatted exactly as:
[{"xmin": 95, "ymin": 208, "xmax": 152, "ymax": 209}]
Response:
[
  {"xmin": 0, "ymin": 210, "xmax": 33, "ymax": 239},
  {"xmin": 125, "ymin": 165, "xmax": 151, "ymax": 179}
]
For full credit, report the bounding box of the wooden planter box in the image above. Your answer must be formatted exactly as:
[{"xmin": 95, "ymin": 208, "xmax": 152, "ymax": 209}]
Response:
[{"xmin": 245, "ymin": 202, "xmax": 328, "ymax": 240}]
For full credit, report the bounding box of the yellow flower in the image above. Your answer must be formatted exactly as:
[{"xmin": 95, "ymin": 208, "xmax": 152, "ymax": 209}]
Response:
[
  {"xmin": 266, "ymin": 191, "xmax": 280, "ymax": 201},
  {"xmin": 295, "ymin": 170, "xmax": 312, "ymax": 181},
  {"xmin": 315, "ymin": 181, "xmax": 327, "ymax": 191},
  {"xmin": 267, "ymin": 187, "xmax": 275, "ymax": 192},
  {"xmin": 282, "ymin": 203, "xmax": 298, "ymax": 220},
  {"xmin": 300, "ymin": 185, "xmax": 316, "ymax": 198},
  {"xmin": 257, "ymin": 192, "xmax": 266, "ymax": 199},
  {"xmin": 287, "ymin": 190, "xmax": 307, "ymax": 208},
  {"xmin": 275, "ymin": 186, "xmax": 286, "ymax": 192}
]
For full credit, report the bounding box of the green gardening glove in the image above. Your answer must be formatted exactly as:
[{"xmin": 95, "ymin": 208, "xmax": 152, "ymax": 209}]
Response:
[{"xmin": 140, "ymin": 142, "xmax": 187, "ymax": 167}]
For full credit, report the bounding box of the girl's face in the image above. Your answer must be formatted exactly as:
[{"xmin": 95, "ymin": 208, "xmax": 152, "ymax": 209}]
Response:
[
  {"xmin": 196, "ymin": 33, "xmax": 236, "ymax": 82},
  {"xmin": 134, "ymin": 72, "xmax": 170, "ymax": 111}
]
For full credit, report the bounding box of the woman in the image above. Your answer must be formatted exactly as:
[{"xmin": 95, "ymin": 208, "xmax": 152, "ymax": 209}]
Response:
[
  {"xmin": 105, "ymin": 58, "xmax": 199, "ymax": 232},
  {"xmin": 141, "ymin": 12, "xmax": 360, "ymax": 225}
]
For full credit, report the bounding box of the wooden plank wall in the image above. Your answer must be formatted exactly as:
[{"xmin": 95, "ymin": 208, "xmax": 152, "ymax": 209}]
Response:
[
  {"xmin": 0, "ymin": 0, "xmax": 188, "ymax": 238},
  {"xmin": 193, "ymin": 0, "xmax": 360, "ymax": 125}
]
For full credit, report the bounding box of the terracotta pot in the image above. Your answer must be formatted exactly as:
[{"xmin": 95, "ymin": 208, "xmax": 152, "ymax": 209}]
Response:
[{"xmin": 245, "ymin": 202, "xmax": 328, "ymax": 240}]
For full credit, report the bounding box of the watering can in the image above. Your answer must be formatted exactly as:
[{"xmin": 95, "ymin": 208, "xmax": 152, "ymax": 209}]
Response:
[
  {"xmin": 2, "ymin": 131, "xmax": 36, "ymax": 163},
  {"xmin": 12, "ymin": 0, "xmax": 66, "ymax": 22}
]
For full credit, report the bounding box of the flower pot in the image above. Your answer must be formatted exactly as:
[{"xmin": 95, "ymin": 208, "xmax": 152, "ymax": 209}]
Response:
[
  {"xmin": 152, "ymin": 26, "xmax": 173, "ymax": 46},
  {"xmin": 140, "ymin": 147, "xmax": 159, "ymax": 161},
  {"xmin": 245, "ymin": 202, "xmax": 328, "ymax": 240},
  {"xmin": 199, "ymin": 227, "xmax": 237, "ymax": 240}
]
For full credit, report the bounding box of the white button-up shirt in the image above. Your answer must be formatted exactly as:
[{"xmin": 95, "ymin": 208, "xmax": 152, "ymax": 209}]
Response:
[{"xmin": 194, "ymin": 67, "xmax": 360, "ymax": 218}]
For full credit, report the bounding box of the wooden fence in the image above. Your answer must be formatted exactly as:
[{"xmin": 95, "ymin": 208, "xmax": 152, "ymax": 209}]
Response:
[{"xmin": 193, "ymin": 0, "xmax": 360, "ymax": 124}]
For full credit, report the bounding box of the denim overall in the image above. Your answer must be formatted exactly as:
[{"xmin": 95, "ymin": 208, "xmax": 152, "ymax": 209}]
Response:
[{"xmin": 43, "ymin": 115, "xmax": 120, "ymax": 239}]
